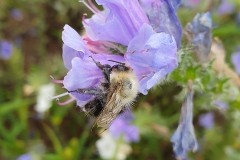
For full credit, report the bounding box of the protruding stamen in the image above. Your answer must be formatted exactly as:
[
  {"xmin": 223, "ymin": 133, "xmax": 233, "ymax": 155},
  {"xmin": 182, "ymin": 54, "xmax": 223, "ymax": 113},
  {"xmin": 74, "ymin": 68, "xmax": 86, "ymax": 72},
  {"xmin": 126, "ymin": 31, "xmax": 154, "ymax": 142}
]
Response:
[
  {"xmin": 79, "ymin": 0, "xmax": 98, "ymax": 14},
  {"xmin": 57, "ymin": 97, "xmax": 75, "ymax": 106},
  {"xmin": 50, "ymin": 75, "xmax": 63, "ymax": 84},
  {"xmin": 87, "ymin": 0, "xmax": 100, "ymax": 13},
  {"xmin": 102, "ymin": 41, "xmax": 125, "ymax": 53},
  {"xmin": 51, "ymin": 92, "xmax": 69, "ymax": 100}
]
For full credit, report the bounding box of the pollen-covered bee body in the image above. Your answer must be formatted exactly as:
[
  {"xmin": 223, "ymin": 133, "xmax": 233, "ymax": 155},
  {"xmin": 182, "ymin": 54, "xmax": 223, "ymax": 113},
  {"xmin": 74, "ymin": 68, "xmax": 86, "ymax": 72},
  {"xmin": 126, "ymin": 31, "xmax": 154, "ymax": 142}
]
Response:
[{"xmin": 95, "ymin": 66, "xmax": 139, "ymax": 128}]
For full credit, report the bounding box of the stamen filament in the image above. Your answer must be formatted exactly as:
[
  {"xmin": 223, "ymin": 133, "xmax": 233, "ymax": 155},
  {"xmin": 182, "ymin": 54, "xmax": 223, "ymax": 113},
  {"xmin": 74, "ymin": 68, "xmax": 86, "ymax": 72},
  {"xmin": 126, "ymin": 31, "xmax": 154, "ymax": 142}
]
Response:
[
  {"xmin": 50, "ymin": 75, "xmax": 63, "ymax": 84},
  {"xmin": 87, "ymin": 0, "xmax": 100, "ymax": 13},
  {"xmin": 51, "ymin": 92, "xmax": 69, "ymax": 100},
  {"xmin": 102, "ymin": 41, "xmax": 125, "ymax": 53},
  {"xmin": 57, "ymin": 97, "xmax": 75, "ymax": 106},
  {"xmin": 79, "ymin": 0, "xmax": 98, "ymax": 14}
]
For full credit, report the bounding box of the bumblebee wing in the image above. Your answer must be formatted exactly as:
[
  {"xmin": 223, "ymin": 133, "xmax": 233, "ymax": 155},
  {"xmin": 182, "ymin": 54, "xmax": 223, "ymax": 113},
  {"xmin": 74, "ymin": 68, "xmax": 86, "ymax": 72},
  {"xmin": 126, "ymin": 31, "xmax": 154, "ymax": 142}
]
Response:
[{"xmin": 95, "ymin": 84, "xmax": 123, "ymax": 129}]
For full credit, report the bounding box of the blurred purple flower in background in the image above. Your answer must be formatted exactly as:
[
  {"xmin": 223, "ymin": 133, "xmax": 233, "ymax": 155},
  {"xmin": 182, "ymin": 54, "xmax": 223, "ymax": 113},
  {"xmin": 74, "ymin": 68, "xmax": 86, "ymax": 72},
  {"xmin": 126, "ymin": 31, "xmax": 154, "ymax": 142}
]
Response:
[
  {"xmin": 0, "ymin": 40, "xmax": 13, "ymax": 60},
  {"xmin": 57, "ymin": 0, "xmax": 180, "ymax": 105},
  {"xmin": 217, "ymin": 0, "xmax": 234, "ymax": 16},
  {"xmin": 198, "ymin": 112, "xmax": 214, "ymax": 129},
  {"xmin": 10, "ymin": 8, "xmax": 23, "ymax": 21},
  {"xmin": 214, "ymin": 100, "xmax": 229, "ymax": 110},
  {"xmin": 109, "ymin": 111, "xmax": 139, "ymax": 143},
  {"xmin": 181, "ymin": 0, "xmax": 201, "ymax": 8},
  {"xmin": 231, "ymin": 49, "xmax": 240, "ymax": 75},
  {"xmin": 171, "ymin": 84, "xmax": 198, "ymax": 159},
  {"xmin": 16, "ymin": 154, "xmax": 32, "ymax": 160},
  {"xmin": 236, "ymin": 12, "xmax": 240, "ymax": 26},
  {"xmin": 185, "ymin": 12, "xmax": 212, "ymax": 63}
]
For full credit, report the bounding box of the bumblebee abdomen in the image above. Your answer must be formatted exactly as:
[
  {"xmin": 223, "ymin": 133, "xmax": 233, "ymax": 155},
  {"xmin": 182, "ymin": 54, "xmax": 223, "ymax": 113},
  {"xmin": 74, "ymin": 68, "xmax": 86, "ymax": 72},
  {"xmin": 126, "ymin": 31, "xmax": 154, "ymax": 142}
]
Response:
[{"xmin": 84, "ymin": 98, "xmax": 104, "ymax": 117}]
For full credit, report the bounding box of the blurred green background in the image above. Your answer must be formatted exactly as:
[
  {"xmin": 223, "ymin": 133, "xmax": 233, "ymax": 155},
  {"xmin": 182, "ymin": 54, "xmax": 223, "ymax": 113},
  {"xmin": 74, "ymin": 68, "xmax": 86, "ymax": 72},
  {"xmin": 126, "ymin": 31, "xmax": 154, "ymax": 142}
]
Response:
[{"xmin": 0, "ymin": 0, "xmax": 240, "ymax": 159}]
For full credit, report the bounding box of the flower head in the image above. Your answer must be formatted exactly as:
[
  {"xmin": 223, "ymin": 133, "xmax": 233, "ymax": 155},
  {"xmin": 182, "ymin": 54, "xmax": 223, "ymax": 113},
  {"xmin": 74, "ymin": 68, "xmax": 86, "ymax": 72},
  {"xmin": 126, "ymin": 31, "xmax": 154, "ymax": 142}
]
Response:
[
  {"xmin": 57, "ymin": 0, "xmax": 180, "ymax": 106},
  {"xmin": 171, "ymin": 83, "xmax": 198, "ymax": 159}
]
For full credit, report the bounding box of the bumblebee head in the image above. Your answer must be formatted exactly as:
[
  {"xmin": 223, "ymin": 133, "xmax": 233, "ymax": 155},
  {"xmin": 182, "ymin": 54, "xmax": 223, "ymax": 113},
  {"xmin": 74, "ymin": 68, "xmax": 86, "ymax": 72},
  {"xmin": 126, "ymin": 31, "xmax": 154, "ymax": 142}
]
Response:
[
  {"xmin": 111, "ymin": 64, "xmax": 130, "ymax": 72},
  {"xmin": 108, "ymin": 60, "xmax": 130, "ymax": 72}
]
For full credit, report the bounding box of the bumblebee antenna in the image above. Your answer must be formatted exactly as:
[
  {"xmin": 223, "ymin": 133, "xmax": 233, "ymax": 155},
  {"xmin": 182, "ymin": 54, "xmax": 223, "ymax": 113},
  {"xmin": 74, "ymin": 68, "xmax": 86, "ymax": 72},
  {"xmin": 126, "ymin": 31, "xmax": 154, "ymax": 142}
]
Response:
[
  {"xmin": 108, "ymin": 60, "xmax": 125, "ymax": 65},
  {"xmin": 89, "ymin": 56, "xmax": 106, "ymax": 69}
]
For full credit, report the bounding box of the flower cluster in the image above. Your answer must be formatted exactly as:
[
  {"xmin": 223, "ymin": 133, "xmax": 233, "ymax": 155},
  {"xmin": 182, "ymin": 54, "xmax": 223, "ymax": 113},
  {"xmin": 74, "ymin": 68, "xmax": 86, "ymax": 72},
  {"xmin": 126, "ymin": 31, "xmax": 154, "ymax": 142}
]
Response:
[{"xmin": 58, "ymin": 0, "xmax": 180, "ymax": 106}]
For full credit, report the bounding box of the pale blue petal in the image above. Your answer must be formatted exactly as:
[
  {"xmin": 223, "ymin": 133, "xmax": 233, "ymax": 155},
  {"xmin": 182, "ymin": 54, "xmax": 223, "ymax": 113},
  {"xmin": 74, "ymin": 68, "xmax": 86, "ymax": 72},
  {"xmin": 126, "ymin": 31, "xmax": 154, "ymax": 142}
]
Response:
[
  {"xmin": 62, "ymin": 25, "xmax": 87, "ymax": 52},
  {"xmin": 63, "ymin": 57, "xmax": 103, "ymax": 91},
  {"xmin": 62, "ymin": 25, "xmax": 90, "ymax": 69},
  {"xmin": 62, "ymin": 44, "xmax": 84, "ymax": 70},
  {"xmin": 139, "ymin": 0, "xmax": 182, "ymax": 48},
  {"xmin": 84, "ymin": 0, "xmax": 149, "ymax": 45},
  {"xmin": 126, "ymin": 25, "xmax": 178, "ymax": 94}
]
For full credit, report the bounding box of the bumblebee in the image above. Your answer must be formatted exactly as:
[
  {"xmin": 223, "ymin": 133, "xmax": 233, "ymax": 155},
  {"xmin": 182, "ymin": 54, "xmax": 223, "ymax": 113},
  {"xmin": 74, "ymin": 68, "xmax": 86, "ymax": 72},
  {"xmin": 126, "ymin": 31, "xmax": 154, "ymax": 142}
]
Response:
[{"xmin": 69, "ymin": 57, "xmax": 139, "ymax": 129}]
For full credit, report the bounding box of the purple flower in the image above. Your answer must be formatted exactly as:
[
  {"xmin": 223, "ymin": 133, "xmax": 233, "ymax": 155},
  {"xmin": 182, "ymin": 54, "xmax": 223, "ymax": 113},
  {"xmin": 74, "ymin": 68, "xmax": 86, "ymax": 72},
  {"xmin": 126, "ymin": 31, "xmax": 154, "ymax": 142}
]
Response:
[
  {"xmin": 0, "ymin": 40, "xmax": 13, "ymax": 60},
  {"xmin": 231, "ymin": 49, "xmax": 240, "ymax": 75},
  {"xmin": 198, "ymin": 112, "xmax": 214, "ymax": 129},
  {"xmin": 171, "ymin": 84, "xmax": 198, "ymax": 159},
  {"xmin": 57, "ymin": 0, "xmax": 179, "ymax": 106},
  {"xmin": 139, "ymin": 0, "xmax": 182, "ymax": 48},
  {"xmin": 217, "ymin": 0, "xmax": 235, "ymax": 16},
  {"xmin": 109, "ymin": 111, "xmax": 139, "ymax": 143},
  {"xmin": 185, "ymin": 12, "xmax": 212, "ymax": 63}
]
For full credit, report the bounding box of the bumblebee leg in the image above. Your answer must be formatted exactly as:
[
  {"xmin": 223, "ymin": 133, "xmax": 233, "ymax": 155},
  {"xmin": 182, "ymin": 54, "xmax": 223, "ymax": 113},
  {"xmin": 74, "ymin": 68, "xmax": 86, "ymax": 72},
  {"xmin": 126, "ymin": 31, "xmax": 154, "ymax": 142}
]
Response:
[
  {"xmin": 89, "ymin": 56, "xmax": 111, "ymax": 82},
  {"xmin": 68, "ymin": 88, "xmax": 102, "ymax": 96}
]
